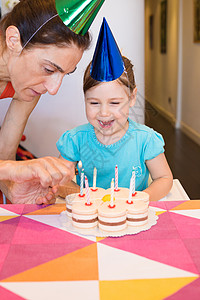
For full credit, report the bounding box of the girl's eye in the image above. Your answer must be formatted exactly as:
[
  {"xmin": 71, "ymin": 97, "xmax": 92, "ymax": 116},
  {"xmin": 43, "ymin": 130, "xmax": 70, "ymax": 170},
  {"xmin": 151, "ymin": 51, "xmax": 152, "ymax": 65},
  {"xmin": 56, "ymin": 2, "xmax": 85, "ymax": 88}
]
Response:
[
  {"xmin": 90, "ymin": 101, "xmax": 99, "ymax": 105},
  {"xmin": 111, "ymin": 102, "xmax": 120, "ymax": 105},
  {"xmin": 45, "ymin": 68, "xmax": 54, "ymax": 74}
]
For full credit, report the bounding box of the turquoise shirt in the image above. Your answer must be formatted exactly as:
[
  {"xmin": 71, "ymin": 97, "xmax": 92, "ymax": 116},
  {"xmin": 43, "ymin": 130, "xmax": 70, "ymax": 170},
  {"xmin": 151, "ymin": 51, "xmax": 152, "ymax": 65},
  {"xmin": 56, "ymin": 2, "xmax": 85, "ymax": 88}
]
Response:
[{"xmin": 56, "ymin": 119, "xmax": 165, "ymax": 190}]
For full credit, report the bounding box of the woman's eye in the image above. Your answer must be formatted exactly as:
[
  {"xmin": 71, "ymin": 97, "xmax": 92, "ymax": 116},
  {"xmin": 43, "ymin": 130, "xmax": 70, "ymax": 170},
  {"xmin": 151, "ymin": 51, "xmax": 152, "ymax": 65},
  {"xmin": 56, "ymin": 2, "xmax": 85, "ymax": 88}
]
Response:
[{"xmin": 45, "ymin": 68, "xmax": 54, "ymax": 74}]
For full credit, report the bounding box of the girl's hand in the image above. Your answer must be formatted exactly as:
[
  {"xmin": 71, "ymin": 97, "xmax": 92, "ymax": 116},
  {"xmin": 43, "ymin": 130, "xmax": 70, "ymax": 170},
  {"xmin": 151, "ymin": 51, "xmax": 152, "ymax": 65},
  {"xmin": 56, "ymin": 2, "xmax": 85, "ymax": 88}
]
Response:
[{"xmin": 145, "ymin": 153, "xmax": 173, "ymax": 201}]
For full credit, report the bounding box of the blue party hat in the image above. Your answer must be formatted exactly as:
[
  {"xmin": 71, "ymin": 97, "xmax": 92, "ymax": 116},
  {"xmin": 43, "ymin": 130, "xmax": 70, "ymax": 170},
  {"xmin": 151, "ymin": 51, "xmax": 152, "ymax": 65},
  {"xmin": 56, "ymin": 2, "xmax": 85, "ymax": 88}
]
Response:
[{"xmin": 90, "ymin": 17, "xmax": 124, "ymax": 81}]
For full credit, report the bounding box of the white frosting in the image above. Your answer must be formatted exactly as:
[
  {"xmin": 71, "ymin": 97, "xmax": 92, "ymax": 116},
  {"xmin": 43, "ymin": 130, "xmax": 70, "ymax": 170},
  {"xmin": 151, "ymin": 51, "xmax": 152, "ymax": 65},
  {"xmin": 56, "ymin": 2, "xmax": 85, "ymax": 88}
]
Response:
[
  {"xmin": 106, "ymin": 187, "xmax": 130, "ymax": 200},
  {"xmin": 98, "ymin": 201, "xmax": 126, "ymax": 217},
  {"xmin": 99, "ymin": 223, "xmax": 127, "ymax": 232},
  {"xmin": 131, "ymin": 191, "xmax": 149, "ymax": 203},
  {"xmin": 83, "ymin": 187, "xmax": 106, "ymax": 200}
]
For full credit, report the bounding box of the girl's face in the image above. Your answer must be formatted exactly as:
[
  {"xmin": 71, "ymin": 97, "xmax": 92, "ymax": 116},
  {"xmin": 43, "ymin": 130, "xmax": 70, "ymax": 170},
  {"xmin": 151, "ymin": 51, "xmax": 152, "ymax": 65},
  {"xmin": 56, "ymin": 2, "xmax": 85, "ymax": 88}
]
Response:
[
  {"xmin": 85, "ymin": 80, "xmax": 136, "ymax": 145},
  {"xmin": 7, "ymin": 44, "xmax": 84, "ymax": 101}
]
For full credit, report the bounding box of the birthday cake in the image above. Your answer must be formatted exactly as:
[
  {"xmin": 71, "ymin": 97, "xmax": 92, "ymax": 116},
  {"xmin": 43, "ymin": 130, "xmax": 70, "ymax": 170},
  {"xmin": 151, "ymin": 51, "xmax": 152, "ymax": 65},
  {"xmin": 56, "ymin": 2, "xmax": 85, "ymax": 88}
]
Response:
[
  {"xmin": 66, "ymin": 187, "xmax": 149, "ymax": 232},
  {"xmin": 65, "ymin": 165, "xmax": 150, "ymax": 233}
]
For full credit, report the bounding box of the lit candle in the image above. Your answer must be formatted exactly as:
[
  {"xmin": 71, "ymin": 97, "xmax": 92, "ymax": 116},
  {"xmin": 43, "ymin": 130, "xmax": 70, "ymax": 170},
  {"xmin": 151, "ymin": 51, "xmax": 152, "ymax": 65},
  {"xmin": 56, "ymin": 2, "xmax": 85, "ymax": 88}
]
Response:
[
  {"xmin": 110, "ymin": 178, "xmax": 115, "ymax": 208},
  {"xmin": 80, "ymin": 169, "xmax": 84, "ymax": 197},
  {"xmin": 92, "ymin": 167, "xmax": 97, "ymax": 190},
  {"xmin": 85, "ymin": 176, "xmax": 91, "ymax": 205},
  {"xmin": 78, "ymin": 160, "xmax": 82, "ymax": 170},
  {"xmin": 114, "ymin": 165, "xmax": 119, "ymax": 191}
]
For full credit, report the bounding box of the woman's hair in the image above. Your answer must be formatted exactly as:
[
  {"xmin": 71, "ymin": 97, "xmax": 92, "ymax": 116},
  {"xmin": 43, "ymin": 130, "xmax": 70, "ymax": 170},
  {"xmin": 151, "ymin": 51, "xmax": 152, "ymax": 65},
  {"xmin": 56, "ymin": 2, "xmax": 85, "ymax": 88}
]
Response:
[
  {"xmin": 83, "ymin": 56, "xmax": 136, "ymax": 93},
  {"xmin": 0, "ymin": 0, "xmax": 91, "ymax": 50}
]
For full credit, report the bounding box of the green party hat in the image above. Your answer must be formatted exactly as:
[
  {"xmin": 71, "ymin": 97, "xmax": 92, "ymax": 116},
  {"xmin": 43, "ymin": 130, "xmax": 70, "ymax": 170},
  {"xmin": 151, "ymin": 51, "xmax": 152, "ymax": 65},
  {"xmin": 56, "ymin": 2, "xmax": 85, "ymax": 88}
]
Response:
[{"xmin": 55, "ymin": 0, "xmax": 105, "ymax": 35}]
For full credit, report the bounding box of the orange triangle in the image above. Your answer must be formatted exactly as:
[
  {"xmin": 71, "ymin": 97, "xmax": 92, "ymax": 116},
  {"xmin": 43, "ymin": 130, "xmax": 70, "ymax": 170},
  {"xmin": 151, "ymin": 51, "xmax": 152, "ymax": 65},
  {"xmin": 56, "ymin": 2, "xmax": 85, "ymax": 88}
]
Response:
[
  {"xmin": 99, "ymin": 277, "xmax": 198, "ymax": 300},
  {"xmin": 27, "ymin": 204, "xmax": 66, "ymax": 215},
  {"xmin": 3, "ymin": 243, "xmax": 98, "ymax": 282},
  {"xmin": 0, "ymin": 216, "xmax": 19, "ymax": 222},
  {"xmin": 171, "ymin": 200, "xmax": 200, "ymax": 210}
]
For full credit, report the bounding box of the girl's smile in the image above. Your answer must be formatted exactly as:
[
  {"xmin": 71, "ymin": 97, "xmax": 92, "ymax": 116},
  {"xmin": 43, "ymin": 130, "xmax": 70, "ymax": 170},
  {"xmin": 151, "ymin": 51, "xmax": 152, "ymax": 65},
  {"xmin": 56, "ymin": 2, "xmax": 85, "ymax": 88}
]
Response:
[{"xmin": 98, "ymin": 119, "xmax": 114, "ymax": 129}]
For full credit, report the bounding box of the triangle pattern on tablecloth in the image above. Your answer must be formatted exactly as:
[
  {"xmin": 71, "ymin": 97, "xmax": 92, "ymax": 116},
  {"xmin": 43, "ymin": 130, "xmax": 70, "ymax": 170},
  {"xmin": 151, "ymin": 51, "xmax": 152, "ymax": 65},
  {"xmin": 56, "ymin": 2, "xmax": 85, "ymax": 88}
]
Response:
[
  {"xmin": 0, "ymin": 216, "xmax": 19, "ymax": 222},
  {"xmin": 0, "ymin": 285, "xmax": 25, "ymax": 300},
  {"xmin": 0, "ymin": 207, "xmax": 19, "ymax": 216},
  {"xmin": 99, "ymin": 277, "xmax": 197, "ymax": 300},
  {"xmin": 2, "ymin": 243, "xmax": 98, "ymax": 282},
  {"xmin": 99, "ymin": 238, "xmax": 198, "ymax": 274},
  {"xmin": 170, "ymin": 209, "xmax": 200, "ymax": 220},
  {"xmin": 168, "ymin": 211, "xmax": 200, "ymax": 239},
  {"xmin": 0, "ymin": 281, "xmax": 99, "ymax": 300},
  {"xmin": 170, "ymin": 200, "xmax": 200, "ymax": 211},
  {"xmin": 11, "ymin": 215, "xmax": 94, "ymax": 244},
  {"xmin": 26, "ymin": 203, "xmax": 66, "ymax": 215},
  {"xmin": 24, "ymin": 214, "xmax": 97, "ymax": 242},
  {"xmin": 165, "ymin": 277, "xmax": 200, "ymax": 300},
  {"xmin": 97, "ymin": 243, "xmax": 198, "ymax": 280}
]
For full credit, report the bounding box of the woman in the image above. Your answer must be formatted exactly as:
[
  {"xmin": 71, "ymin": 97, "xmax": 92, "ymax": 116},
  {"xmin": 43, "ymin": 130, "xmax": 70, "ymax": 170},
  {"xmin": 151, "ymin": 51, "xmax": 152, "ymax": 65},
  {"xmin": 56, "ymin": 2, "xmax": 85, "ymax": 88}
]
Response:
[{"xmin": 0, "ymin": 0, "xmax": 99, "ymax": 203}]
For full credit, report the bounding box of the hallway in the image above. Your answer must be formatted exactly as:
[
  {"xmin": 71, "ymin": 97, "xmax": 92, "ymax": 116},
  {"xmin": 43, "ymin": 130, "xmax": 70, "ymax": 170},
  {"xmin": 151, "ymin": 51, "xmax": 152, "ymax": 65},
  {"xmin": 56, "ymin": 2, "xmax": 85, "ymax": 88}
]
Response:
[{"xmin": 145, "ymin": 102, "xmax": 200, "ymax": 200}]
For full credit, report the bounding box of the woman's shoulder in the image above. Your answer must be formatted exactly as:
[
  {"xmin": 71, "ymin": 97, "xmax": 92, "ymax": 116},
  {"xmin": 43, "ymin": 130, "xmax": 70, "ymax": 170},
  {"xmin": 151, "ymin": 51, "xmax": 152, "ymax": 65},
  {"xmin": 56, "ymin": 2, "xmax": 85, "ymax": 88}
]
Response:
[{"xmin": 0, "ymin": 82, "xmax": 15, "ymax": 99}]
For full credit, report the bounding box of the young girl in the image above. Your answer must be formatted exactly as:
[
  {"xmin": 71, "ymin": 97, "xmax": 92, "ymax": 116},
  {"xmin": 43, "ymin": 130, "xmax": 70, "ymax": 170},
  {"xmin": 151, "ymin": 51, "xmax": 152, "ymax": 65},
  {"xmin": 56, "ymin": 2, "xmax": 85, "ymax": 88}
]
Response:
[{"xmin": 56, "ymin": 56, "xmax": 173, "ymax": 201}]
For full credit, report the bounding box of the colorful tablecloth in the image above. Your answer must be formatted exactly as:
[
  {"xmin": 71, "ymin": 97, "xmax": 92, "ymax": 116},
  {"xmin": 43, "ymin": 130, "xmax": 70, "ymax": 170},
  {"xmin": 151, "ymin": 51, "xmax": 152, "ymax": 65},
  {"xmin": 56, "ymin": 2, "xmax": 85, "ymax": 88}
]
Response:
[{"xmin": 0, "ymin": 201, "xmax": 200, "ymax": 300}]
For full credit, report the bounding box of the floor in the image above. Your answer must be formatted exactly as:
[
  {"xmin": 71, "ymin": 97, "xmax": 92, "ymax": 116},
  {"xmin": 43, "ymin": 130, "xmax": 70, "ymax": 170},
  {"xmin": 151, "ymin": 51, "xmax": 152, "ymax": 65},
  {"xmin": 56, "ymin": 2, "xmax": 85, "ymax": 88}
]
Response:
[{"xmin": 145, "ymin": 102, "xmax": 200, "ymax": 200}]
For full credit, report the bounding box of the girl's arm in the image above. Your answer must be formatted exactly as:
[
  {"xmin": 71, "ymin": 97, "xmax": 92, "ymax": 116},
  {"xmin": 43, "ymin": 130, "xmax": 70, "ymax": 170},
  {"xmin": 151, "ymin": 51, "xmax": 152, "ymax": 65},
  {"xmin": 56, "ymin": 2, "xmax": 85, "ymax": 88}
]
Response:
[
  {"xmin": 0, "ymin": 95, "xmax": 40, "ymax": 160},
  {"xmin": 144, "ymin": 153, "xmax": 173, "ymax": 201},
  {"xmin": 57, "ymin": 155, "xmax": 80, "ymax": 197}
]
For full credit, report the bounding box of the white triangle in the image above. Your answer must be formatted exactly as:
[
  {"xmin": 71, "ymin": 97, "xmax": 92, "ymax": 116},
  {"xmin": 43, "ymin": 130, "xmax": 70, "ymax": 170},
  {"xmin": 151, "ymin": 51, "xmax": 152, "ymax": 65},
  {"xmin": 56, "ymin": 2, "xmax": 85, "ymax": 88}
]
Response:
[
  {"xmin": 24, "ymin": 214, "xmax": 96, "ymax": 242},
  {"xmin": 0, "ymin": 281, "xmax": 99, "ymax": 300},
  {"xmin": 150, "ymin": 206, "xmax": 166, "ymax": 212},
  {"xmin": 170, "ymin": 210, "xmax": 200, "ymax": 220},
  {"xmin": 0, "ymin": 207, "xmax": 19, "ymax": 216},
  {"xmin": 97, "ymin": 243, "xmax": 198, "ymax": 280}
]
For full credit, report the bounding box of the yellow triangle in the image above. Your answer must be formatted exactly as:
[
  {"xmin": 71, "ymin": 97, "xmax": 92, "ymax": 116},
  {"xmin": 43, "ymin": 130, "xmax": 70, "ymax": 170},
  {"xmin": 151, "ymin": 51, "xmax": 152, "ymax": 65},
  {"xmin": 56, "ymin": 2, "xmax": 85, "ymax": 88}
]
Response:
[
  {"xmin": 156, "ymin": 211, "xmax": 166, "ymax": 216},
  {"xmin": 3, "ymin": 243, "xmax": 98, "ymax": 282},
  {"xmin": 99, "ymin": 277, "xmax": 198, "ymax": 300},
  {"xmin": 0, "ymin": 216, "xmax": 19, "ymax": 222},
  {"xmin": 96, "ymin": 237, "xmax": 106, "ymax": 242}
]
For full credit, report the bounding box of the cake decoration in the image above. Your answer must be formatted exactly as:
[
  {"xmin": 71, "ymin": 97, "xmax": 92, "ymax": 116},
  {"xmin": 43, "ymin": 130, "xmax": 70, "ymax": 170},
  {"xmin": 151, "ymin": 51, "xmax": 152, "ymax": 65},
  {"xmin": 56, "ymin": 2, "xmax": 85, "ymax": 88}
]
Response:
[
  {"xmin": 91, "ymin": 167, "xmax": 97, "ymax": 191},
  {"xmin": 108, "ymin": 178, "xmax": 115, "ymax": 208},
  {"xmin": 85, "ymin": 175, "xmax": 92, "ymax": 206},
  {"xmin": 114, "ymin": 165, "xmax": 120, "ymax": 192},
  {"xmin": 79, "ymin": 169, "xmax": 85, "ymax": 197},
  {"xmin": 132, "ymin": 167, "xmax": 137, "ymax": 197}
]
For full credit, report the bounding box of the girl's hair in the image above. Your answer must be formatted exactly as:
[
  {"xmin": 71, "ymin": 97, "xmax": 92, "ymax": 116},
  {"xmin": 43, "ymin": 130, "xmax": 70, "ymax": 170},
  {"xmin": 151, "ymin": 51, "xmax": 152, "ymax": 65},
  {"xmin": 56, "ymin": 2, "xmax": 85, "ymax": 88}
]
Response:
[
  {"xmin": 0, "ymin": 0, "xmax": 91, "ymax": 50},
  {"xmin": 83, "ymin": 56, "xmax": 136, "ymax": 93}
]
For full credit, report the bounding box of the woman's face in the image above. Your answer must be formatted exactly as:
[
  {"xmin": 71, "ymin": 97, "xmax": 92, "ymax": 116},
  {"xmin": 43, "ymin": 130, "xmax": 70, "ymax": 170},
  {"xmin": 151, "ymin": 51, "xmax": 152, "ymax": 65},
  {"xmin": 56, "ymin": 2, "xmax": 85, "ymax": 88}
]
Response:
[{"xmin": 7, "ymin": 43, "xmax": 84, "ymax": 101}]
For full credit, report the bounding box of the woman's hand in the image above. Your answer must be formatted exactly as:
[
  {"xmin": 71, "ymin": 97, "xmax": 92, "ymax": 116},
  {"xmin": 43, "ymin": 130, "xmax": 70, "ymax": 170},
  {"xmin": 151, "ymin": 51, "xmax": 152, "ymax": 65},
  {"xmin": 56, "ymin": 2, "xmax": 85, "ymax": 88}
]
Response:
[{"xmin": 0, "ymin": 157, "xmax": 75, "ymax": 204}]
